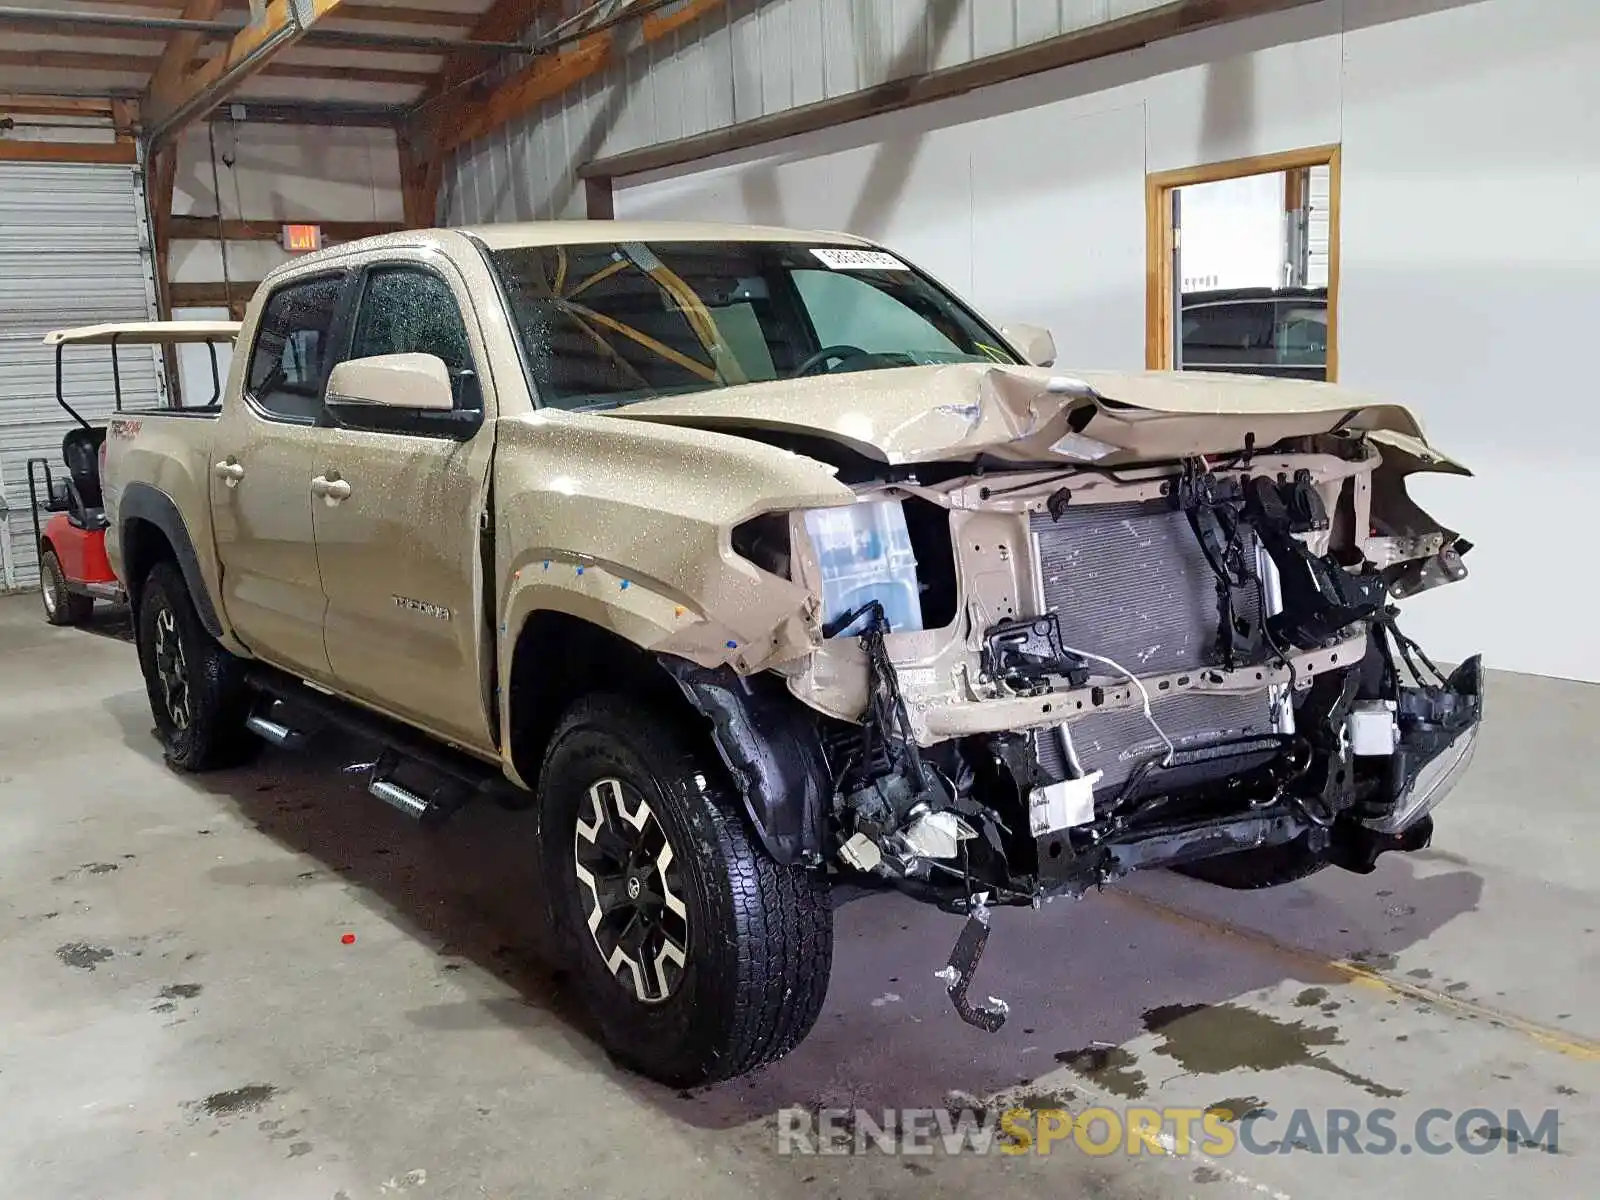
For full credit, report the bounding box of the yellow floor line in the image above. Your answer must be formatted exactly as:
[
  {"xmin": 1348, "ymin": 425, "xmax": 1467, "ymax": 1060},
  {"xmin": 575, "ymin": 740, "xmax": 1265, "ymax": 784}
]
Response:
[{"xmin": 1108, "ymin": 888, "xmax": 1600, "ymax": 1063}]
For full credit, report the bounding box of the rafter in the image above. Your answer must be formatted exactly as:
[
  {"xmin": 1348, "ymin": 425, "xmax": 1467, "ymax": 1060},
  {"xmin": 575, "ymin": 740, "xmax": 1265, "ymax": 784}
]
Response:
[
  {"xmin": 410, "ymin": 0, "xmax": 728, "ymax": 162},
  {"xmin": 0, "ymin": 95, "xmax": 117, "ymax": 118},
  {"xmin": 0, "ymin": 46, "xmax": 431, "ymax": 87},
  {"xmin": 427, "ymin": 0, "xmax": 547, "ymax": 101},
  {"xmin": 79, "ymin": 0, "xmax": 475, "ymax": 27},
  {"xmin": 144, "ymin": 0, "xmax": 360, "ymax": 142},
  {"xmin": 150, "ymin": 0, "xmax": 226, "ymax": 106}
]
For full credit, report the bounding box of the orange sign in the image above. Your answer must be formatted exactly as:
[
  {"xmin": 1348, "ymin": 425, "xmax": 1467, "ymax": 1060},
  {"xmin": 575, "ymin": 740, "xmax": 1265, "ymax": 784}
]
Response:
[{"xmin": 281, "ymin": 224, "xmax": 323, "ymax": 252}]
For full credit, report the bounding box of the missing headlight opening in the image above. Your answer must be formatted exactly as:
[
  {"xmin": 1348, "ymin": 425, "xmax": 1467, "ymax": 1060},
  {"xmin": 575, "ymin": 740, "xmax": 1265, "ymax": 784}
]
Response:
[{"xmin": 707, "ymin": 434, "xmax": 1478, "ymax": 1032}]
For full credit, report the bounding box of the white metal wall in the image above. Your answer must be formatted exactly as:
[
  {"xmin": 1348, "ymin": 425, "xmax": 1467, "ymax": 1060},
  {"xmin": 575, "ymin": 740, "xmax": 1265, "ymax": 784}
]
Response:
[
  {"xmin": 441, "ymin": 0, "xmax": 1173, "ymax": 224},
  {"xmin": 610, "ymin": 0, "xmax": 1600, "ymax": 683},
  {"xmin": 0, "ymin": 162, "xmax": 162, "ymax": 592}
]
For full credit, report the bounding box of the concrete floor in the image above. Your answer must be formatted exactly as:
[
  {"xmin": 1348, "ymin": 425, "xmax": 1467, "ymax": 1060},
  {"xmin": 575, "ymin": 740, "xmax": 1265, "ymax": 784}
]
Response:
[{"xmin": 1, "ymin": 591, "xmax": 1595, "ymax": 1200}]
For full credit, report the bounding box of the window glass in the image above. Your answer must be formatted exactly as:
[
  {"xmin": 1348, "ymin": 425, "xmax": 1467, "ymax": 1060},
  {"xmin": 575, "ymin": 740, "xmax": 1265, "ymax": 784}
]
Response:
[
  {"xmin": 489, "ymin": 241, "xmax": 1015, "ymax": 411},
  {"xmin": 1182, "ymin": 301, "xmax": 1275, "ymax": 367},
  {"xmin": 348, "ymin": 267, "xmax": 479, "ymax": 411},
  {"xmin": 1275, "ymin": 302, "xmax": 1328, "ymax": 365},
  {"xmin": 246, "ymin": 274, "xmax": 344, "ymax": 421},
  {"xmin": 791, "ymin": 269, "xmax": 963, "ymax": 358}
]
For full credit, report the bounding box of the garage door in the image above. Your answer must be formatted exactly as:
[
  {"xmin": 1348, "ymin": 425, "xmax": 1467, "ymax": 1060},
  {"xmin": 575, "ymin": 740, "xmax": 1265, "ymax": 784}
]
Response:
[{"xmin": 0, "ymin": 161, "xmax": 163, "ymax": 592}]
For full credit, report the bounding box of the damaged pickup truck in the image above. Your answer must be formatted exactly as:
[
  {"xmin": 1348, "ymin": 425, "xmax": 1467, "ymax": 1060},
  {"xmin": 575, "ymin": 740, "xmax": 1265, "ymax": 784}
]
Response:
[{"xmin": 99, "ymin": 222, "xmax": 1481, "ymax": 1086}]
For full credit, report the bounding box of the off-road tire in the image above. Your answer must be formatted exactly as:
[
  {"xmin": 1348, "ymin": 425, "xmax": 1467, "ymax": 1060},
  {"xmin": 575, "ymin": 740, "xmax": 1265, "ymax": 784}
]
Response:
[
  {"xmin": 1177, "ymin": 836, "xmax": 1329, "ymax": 889},
  {"xmin": 136, "ymin": 561, "xmax": 257, "ymax": 772},
  {"xmin": 539, "ymin": 694, "xmax": 833, "ymax": 1086},
  {"xmin": 40, "ymin": 549, "xmax": 93, "ymax": 627}
]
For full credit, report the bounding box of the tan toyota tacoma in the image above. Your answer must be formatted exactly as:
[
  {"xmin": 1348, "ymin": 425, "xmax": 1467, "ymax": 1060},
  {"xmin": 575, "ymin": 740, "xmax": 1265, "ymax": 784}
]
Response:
[{"xmin": 99, "ymin": 221, "xmax": 1482, "ymax": 1085}]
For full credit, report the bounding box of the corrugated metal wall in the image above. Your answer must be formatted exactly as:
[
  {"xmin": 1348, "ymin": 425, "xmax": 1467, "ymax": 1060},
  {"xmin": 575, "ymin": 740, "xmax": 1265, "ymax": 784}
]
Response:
[
  {"xmin": 443, "ymin": 0, "xmax": 1173, "ymax": 224},
  {"xmin": 0, "ymin": 162, "xmax": 161, "ymax": 592}
]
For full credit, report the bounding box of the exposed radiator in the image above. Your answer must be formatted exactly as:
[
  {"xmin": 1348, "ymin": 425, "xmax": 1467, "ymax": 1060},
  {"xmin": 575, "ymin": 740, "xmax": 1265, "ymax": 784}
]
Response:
[{"xmin": 1030, "ymin": 501, "xmax": 1275, "ymax": 796}]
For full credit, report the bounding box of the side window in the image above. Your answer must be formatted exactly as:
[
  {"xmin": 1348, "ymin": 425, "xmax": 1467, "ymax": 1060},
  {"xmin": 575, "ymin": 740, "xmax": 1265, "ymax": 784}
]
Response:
[
  {"xmin": 246, "ymin": 274, "xmax": 345, "ymax": 421},
  {"xmin": 1275, "ymin": 300, "xmax": 1328, "ymax": 366},
  {"xmin": 349, "ymin": 267, "xmax": 480, "ymax": 411},
  {"xmin": 1181, "ymin": 301, "xmax": 1274, "ymax": 368}
]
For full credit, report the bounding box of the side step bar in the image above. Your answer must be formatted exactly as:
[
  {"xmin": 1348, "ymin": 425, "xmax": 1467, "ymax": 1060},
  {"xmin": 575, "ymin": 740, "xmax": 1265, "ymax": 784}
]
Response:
[
  {"xmin": 343, "ymin": 748, "xmax": 472, "ymax": 828},
  {"xmin": 245, "ymin": 712, "xmax": 305, "ymax": 750},
  {"xmin": 241, "ymin": 668, "xmax": 531, "ymax": 827}
]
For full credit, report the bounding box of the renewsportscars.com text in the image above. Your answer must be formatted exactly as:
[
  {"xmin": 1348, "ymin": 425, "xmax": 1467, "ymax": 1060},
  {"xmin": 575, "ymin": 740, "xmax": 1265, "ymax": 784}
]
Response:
[{"xmin": 776, "ymin": 1106, "xmax": 1561, "ymax": 1158}]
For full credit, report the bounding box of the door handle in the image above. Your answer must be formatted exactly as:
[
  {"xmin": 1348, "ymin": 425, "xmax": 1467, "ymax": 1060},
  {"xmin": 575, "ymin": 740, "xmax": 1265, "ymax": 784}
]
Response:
[
  {"xmin": 213, "ymin": 460, "xmax": 244, "ymax": 487},
  {"xmin": 311, "ymin": 475, "xmax": 352, "ymax": 503}
]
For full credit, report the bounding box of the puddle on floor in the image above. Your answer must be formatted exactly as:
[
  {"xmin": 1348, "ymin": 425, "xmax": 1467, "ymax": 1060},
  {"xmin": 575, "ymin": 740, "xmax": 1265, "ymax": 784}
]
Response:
[
  {"xmin": 1053, "ymin": 1045, "xmax": 1148, "ymax": 1099},
  {"xmin": 1142, "ymin": 1002, "xmax": 1403, "ymax": 1099}
]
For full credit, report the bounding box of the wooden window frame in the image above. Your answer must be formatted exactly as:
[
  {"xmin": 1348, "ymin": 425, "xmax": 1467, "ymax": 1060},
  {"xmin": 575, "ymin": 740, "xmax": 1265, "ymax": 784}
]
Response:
[{"xmin": 1145, "ymin": 144, "xmax": 1342, "ymax": 379}]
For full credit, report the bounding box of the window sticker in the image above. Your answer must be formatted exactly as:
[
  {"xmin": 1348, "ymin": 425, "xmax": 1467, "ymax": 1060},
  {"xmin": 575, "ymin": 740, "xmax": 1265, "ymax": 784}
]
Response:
[{"xmin": 811, "ymin": 247, "xmax": 909, "ymax": 271}]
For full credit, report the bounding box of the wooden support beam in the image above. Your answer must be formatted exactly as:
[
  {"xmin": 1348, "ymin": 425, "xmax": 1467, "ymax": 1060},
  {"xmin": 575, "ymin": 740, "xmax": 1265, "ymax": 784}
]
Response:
[
  {"xmin": 170, "ymin": 279, "xmax": 261, "ymax": 306},
  {"xmin": 145, "ymin": 0, "xmax": 355, "ymax": 142},
  {"xmin": 0, "ymin": 46, "xmax": 426, "ymax": 87},
  {"xmin": 640, "ymin": 0, "xmax": 723, "ymax": 40},
  {"xmin": 331, "ymin": 3, "xmax": 476, "ymax": 27},
  {"xmin": 0, "ymin": 49, "xmax": 151, "ymax": 75},
  {"xmin": 427, "ymin": 0, "xmax": 546, "ymax": 100},
  {"xmin": 111, "ymin": 98, "xmax": 140, "ymax": 143},
  {"xmin": 413, "ymin": 0, "xmax": 728, "ymax": 161},
  {"xmin": 396, "ymin": 137, "xmax": 441, "ymax": 228},
  {"xmin": 0, "ymin": 141, "xmax": 139, "ymax": 165},
  {"xmin": 0, "ymin": 95, "xmax": 116, "ymax": 119},
  {"xmin": 168, "ymin": 216, "xmax": 405, "ymax": 240},
  {"xmin": 435, "ymin": 30, "xmax": 611, "ymax": 156},
  {"xmin": 584, "ymin": 175, "xmax": 614, "ymax": 220},
  {"xmin": 265, "ymin": 61, "xmax": 430, "ymax": 86},
  {"xmin": 150, "ymin": 0, "xmax": 226, "ymax": 111},
  {"xmin": 88, "ymin": 0, "xmax": 474, "ymax": 27}
]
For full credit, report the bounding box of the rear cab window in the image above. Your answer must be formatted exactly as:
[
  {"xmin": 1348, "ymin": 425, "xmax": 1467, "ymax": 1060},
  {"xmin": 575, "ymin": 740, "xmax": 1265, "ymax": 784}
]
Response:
[{"xmin": 245, "ymin": 273, "xmax": 348, "ymax": 423}]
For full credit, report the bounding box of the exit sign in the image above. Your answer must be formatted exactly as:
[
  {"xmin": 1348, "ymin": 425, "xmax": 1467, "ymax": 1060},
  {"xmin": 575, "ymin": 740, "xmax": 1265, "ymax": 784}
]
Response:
[{"xmin": 281, "ymin": 223, "xmax": 323, "ymax": 252}]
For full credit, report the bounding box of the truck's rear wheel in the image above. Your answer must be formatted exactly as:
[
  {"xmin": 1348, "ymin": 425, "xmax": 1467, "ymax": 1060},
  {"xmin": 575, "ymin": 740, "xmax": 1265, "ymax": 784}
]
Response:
[
  {"xmin": 539, "ymin": 695, "xmax": 833, "ymax": 1086},
  {"xmin": 136, "ymin": 561, "xmax": 256, "ymax": 772},
  {"xmin": 40, "ymin": 549, "xmax": 93, "ymax": 627}
]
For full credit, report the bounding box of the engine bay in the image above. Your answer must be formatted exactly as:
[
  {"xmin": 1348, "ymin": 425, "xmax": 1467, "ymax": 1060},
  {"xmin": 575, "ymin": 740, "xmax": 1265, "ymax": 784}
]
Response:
[{"xmin": 682, "ymin": 430, "xmax": 1481, "ymax": 918}]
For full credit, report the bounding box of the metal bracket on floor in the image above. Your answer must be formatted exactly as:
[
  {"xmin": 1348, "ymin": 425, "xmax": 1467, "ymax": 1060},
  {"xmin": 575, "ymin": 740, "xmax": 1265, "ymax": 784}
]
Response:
[{"xmin": 935, "ymin": 901, "xmax": 1010, "ymax": 1032}]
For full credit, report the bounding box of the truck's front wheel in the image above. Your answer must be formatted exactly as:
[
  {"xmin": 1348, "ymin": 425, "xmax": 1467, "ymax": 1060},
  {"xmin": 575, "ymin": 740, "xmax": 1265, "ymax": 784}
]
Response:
[
  {"xmin": 136, "ymin": 561, "xmax": 256, "ymax": 771},
  {"xmin": 539, "ymin": 695, "xmax": 833, "ymax": 1086}
]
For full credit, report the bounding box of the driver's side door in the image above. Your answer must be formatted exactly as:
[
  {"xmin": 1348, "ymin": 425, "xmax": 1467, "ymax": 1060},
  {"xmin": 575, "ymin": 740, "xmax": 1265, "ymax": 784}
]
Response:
[{"xmin": 310, "ymin": 259, "xmax": 497, "ymax": 753}]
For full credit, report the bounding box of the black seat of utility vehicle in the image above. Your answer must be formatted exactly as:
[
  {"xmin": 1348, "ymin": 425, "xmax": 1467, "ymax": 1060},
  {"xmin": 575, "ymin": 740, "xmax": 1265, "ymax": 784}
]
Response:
[{"xmin": 60, "ymin": 427, "xmax": 108, "ymax": 530}]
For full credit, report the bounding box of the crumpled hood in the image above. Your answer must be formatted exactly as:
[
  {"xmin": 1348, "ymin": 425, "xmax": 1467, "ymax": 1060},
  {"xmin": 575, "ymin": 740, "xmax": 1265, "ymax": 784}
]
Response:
[{"xmin": 606, "ymin": 363, "xmax": 1467, "ymax": 473}]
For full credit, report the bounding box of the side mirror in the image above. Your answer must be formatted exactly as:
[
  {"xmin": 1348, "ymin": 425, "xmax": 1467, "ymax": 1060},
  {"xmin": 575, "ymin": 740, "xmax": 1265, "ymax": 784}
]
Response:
[
  {"xmin": 326, "ymin": 353, "xmax": 455, "ymax": 413},
  {"xmin": 1003, "ymin": 323, "xmax": 1057, "ymax": 368}
]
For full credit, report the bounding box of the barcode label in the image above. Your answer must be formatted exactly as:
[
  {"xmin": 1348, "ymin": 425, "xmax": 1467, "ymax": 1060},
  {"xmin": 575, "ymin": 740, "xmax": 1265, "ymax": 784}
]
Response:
[{"xmin": 811, "ymin": 247, "xmax": 908, "ymax": 271}]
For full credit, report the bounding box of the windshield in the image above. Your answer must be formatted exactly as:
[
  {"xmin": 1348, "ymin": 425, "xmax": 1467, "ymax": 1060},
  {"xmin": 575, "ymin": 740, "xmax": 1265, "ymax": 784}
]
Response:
[{"xmin": 489, "ymin": 240, "xmax": 1019, "ymax": 411}]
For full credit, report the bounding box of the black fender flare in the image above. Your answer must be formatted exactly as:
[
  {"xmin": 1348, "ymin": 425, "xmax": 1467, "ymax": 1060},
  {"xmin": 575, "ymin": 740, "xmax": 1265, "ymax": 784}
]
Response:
[
  {"xmin": 119, "ymin": 482, "xmax": 225, "ymax": 639},
  {"xmin": 658, "ymin": 656, "xmax": 829, "ymax": 867}
]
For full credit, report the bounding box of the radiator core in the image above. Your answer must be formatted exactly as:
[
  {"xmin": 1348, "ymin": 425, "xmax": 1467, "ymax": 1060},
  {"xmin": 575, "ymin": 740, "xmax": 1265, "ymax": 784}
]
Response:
[{"xmin": 1030, "ymin": 500, "xmax": 1275, "ymax": 795}]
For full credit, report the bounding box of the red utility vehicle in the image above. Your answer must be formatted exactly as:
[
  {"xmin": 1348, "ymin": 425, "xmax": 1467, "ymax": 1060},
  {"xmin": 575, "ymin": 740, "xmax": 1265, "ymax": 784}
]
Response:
[{"xmin": 27, "ymin": 321, "xmax": 238, "ymax": 625}]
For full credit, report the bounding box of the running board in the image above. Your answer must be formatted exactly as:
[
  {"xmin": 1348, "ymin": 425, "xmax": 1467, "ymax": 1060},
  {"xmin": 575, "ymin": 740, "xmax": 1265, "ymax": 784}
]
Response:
[{"xmin": 241, "ymin": 668, "xmax": 531, "ymax": 828}]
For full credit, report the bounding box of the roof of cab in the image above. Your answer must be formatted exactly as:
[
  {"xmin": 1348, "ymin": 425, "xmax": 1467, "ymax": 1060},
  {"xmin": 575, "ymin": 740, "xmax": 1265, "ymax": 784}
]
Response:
[
  {"xmin": 44, "ymin": 320, "xmax": 242, "ymax": 346},
  {"xmin": 461, "ymin": 220, "xmax": 875, "ymax": 251}
]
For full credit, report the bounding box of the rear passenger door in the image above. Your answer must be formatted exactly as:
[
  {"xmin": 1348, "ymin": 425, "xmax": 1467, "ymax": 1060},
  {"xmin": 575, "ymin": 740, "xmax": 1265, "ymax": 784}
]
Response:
[
  {"xmin": 210, "ymin": 271, "xmax": 350, "ymax": 682},
  {"xmin": 310, "ymin": 258, "xmax": 498, "ymax": 753}
]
